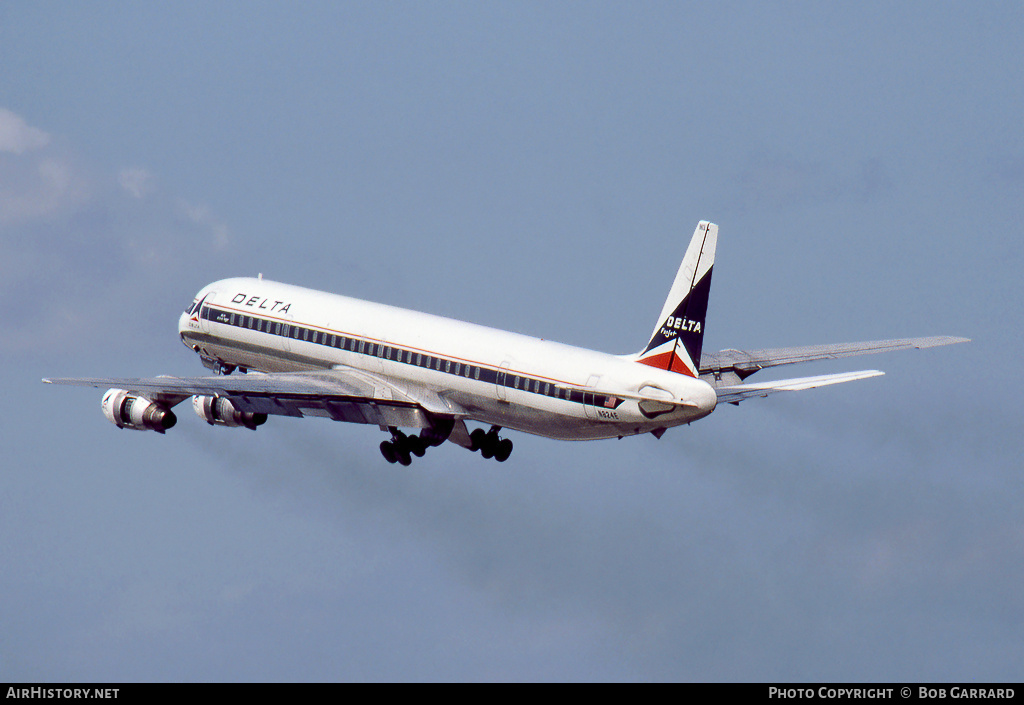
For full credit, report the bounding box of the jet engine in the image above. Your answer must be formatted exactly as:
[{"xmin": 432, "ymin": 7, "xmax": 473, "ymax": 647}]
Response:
[
  {"xmin": 102, "ymin": 388, "xmax": 177, "ymax": 433},
  {"xmin": 192, "ymin": 395, "xmax": 267, "ymax": 430}
]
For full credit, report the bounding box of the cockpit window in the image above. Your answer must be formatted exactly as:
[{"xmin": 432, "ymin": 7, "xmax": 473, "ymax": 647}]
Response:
[{"xmin": 185, "ymin": 299, "xmax": 198, "ymax": 315}]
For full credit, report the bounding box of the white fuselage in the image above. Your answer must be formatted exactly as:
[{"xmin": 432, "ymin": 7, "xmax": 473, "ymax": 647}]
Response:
[{"xmin": 178, "ymin": 277, "xmax": 717, "ymax": 441}]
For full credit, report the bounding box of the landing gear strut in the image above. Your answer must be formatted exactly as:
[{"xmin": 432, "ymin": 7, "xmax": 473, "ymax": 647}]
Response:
[{"xmin": 469, "ymin": 426, "xmax": 513, "ymax": 462}]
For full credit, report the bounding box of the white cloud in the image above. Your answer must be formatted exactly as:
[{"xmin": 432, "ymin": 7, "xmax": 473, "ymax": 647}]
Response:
[
  {"xmin": 0, "ymin": 155, "xmax": 90, "ymax": 226},
  {"xmin": 118, "ymin": 167, "xmax": 155, "ymax": 199},
  {"xmin": 177, "ymin": 198, "xmax": 230, "ymax": 250},
  {"xmin": 0, "ymin": 109, "xmax": 233, "ymax": 353},
  {"xmin": 0, "ymin": 108, "xmax": 51, "ymax": 154}
]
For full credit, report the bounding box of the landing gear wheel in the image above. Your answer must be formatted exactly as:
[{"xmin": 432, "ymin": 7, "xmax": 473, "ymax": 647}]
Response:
[
  {"xmin": 407, "ymin": 435, "xmax": 427, "ymax": 458},
  {"xmin": 494, "ymin": 438, "xmax": 513, "ymax": 462},
  {"xmin": 480, "ymin": 431, "xmax": 498, "ymax": 459},
  {"xmin": 383, "ymin": 428, "xmax": 419, "ymax": 466},
  {"xmin": 468, "ymin": 427, "xmax": 512, "ymax": 462}
]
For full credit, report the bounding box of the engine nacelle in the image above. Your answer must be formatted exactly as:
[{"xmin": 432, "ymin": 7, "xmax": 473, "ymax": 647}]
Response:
[
  {"xmin": 102, "ymin": 389, "xmax": 177, "ymax": 433},
  {"xmin": 192, "ymin": 395, "xmax": 267, "ymax": 430}
]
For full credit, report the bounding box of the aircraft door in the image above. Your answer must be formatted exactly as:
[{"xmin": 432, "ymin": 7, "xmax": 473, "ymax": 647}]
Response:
[
  {"xmin": 198, "ymin": 292, "xmax": 215, "ymax": 335},
  {"xmin": 496, "ymin": 361, "xmax": 512, "ymax": 402},
  {"xmin": 583, "ymin": 375, "xmax": 601, "ymax": 419},
  {"xmin": 278, "ymin": 312, "xmax": 295, "ymax": 353}
]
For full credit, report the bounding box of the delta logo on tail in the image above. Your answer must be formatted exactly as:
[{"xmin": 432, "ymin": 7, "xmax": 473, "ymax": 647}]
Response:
[{"xmin": 634, "ymin": 221, "xmax": 717, "ymax": 376}]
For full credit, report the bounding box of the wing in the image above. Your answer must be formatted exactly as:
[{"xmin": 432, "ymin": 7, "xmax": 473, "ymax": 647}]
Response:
[
  {"xmin": 43, "ymin": 367, "xmax": 466, "ymax": 429},
  {"xmin": 700, "ymin": 336, "xmax": 969, "ymax": 384}
]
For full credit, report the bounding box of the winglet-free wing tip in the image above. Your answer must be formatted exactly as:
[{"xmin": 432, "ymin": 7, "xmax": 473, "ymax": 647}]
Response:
[{"xmin": 914, "ymin": 336, "xmax": 970, "ymax": 349}]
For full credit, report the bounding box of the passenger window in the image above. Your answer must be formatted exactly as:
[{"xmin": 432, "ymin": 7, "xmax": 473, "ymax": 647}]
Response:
[
  {"xmin": 454, "ymin": 362, "xmax": 461, "ymax": 375},
  {"xmin": 474, "ymin": 367, "xmax": 480, "ymax": 380}
]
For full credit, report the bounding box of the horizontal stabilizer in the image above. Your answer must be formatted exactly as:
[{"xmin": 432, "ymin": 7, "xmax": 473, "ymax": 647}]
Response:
[{"xmin": 714, "ymin": 370, "xmax": 884, "ymax": 405}]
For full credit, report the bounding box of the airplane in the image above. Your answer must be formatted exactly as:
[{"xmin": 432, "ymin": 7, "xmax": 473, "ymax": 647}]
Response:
[{"xmin": 44, "ymin": 221, "xmax": 967, "ymax": 465}]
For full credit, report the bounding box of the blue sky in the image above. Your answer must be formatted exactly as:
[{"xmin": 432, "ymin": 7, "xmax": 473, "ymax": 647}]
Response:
[{"xmin": 1, "ymin": 2, "xmax": 1022, "ymax": 681}]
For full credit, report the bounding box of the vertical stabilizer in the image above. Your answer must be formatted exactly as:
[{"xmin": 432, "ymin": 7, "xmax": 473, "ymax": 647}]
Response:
[{"xmin": 635, "ymin": 221, "xmax": 717, "ymax": 376}]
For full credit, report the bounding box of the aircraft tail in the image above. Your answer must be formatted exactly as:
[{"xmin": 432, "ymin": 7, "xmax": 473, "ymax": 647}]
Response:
[{"xmin": 634, "ymin": 221, "xmax": 717, "ymax": 376}]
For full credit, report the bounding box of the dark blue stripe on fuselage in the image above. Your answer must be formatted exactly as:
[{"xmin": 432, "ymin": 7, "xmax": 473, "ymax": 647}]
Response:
[{"xmin": 199, "ymin": 305, "xmax": 622, "ymax": 410}]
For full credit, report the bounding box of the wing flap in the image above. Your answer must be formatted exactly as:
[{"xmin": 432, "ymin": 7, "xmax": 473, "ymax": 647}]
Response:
[{"xmin": 714, "ymin": 369, "xmax": 884, "ymax": 405}]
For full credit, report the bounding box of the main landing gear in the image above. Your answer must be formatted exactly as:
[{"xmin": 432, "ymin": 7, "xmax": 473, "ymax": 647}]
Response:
[
  {"xmin": 378, "ymin": 424, "xmax": 513, "ymax": 464},
  {"xmin": 379, "ymin": 429, "xmax": 426, "ymax": 466},
  {"xmin": 469, "ymin": 426, "xmax": 513, "ymax": 462},
  {"xmin": 379, "ymin": 423, "xmax": 452, "ymax": 466}
]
